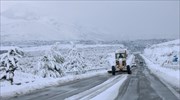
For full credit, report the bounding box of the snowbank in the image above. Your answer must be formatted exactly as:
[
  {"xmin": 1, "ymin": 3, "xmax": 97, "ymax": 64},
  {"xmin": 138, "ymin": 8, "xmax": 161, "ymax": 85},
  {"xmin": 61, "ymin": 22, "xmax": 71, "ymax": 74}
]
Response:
[
  {"xmin": 143, "ymin": 39, "xmax": 179, "ymax": 68},
  {"xmin": 141, "ymin": 54, "xmax": 180, "ymax": 88}
]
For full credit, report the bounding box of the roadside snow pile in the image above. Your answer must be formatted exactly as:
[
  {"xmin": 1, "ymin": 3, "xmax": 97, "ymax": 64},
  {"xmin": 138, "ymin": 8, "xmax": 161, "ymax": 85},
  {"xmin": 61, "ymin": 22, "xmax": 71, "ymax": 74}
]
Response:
[
  {"xmin": 144, "ymin": 39, "xmax": 180, "ymax": 69},
  {"xmin": 141, "ymin": 54, "xmax": 180, "ymax": 88}
]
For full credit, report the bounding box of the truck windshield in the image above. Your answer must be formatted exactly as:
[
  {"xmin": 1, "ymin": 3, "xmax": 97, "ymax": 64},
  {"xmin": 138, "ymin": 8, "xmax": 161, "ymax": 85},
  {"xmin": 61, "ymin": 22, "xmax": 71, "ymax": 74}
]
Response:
[{"xmin": 116, "ymin": 53, "xmax": 125, "ymax": 59}]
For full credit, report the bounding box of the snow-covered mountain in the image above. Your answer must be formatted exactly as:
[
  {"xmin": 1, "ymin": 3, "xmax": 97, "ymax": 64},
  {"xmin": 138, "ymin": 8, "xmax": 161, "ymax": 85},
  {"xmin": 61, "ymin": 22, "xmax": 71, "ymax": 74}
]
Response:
[{"xmin": 1, "ymin": 6, "xmax": 106, "ymax": 41}]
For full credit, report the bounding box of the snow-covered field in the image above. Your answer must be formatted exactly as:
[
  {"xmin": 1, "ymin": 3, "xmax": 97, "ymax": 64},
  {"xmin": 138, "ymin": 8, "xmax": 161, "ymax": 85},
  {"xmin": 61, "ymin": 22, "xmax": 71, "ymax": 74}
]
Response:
[
  {"xmin": 0, "ymin": 43, "xmax": 133, "ymax": 98},
  {"xmin": 142, "ymin": 39, "xmax": 180, "ymax": 88}
]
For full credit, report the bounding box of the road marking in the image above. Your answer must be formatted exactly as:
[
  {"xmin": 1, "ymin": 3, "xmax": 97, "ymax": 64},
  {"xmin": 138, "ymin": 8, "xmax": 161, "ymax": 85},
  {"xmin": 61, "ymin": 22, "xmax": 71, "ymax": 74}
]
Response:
[{"xmin": 65, "ymin": 75, "xmax": 127, "ymax": 100}]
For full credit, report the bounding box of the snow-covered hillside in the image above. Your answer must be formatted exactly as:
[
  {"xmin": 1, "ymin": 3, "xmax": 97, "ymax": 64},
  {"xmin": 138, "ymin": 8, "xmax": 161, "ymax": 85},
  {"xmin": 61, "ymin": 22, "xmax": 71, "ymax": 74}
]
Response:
[
  {"xmin": 143, "ymin": 39, "xmax": 179, "ymax": 69},
  {"xmin": 1, "ymin": 6, "xmax": 107, "ymax": 41},
  {"xmin": 142, "ymin": 39, "xmax": 180, "ymax": 88}
]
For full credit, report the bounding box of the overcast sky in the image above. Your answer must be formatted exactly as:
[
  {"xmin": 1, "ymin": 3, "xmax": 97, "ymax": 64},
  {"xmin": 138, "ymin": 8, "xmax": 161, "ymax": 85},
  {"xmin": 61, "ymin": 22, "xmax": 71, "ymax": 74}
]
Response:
[{"xmin": 1, "ymin": 1, "xmax": 179, "ymax": 40}]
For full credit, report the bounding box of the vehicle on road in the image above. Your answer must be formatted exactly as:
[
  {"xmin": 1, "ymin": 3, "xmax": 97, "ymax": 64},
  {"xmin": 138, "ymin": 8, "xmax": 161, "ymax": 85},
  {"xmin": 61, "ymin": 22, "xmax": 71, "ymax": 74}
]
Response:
[{"xmin": 108, "ymin": 49, "xmax": 131, "ymax": 75}]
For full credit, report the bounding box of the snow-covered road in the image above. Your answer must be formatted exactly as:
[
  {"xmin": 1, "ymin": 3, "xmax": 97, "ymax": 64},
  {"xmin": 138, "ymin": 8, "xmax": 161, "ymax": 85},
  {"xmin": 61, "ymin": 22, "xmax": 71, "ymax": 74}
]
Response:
[
  {"xmin": 115, "ymin": 54, "xmax": 179, "ymax": 100},
  {"xmin": 2, "ymin": 73, "xmax": 115, "ymax": 100},
  {"xmin": 1, "ymin": 54, "xmax": 179, "ymax": 100}
]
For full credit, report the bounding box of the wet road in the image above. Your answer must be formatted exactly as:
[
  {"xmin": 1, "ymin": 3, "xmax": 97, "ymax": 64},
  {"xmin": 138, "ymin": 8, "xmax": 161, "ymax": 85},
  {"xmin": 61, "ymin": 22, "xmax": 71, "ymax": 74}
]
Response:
[
  {"xmin": 115, "ymin": 54, "xmax": 179, "ymax": 100},
  {"xmin": 2, "ymin": 74, "xmax": 112, "ymax": 100},
  {"xmin": 2, "ymin": 54, "xmax": 179, "ymax": 100}
]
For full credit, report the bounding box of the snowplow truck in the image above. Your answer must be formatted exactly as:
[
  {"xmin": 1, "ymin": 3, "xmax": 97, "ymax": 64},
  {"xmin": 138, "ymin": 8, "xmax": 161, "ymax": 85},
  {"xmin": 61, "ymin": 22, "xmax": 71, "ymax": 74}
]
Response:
[{"xmin": 109, "ymin": 49, "xmax": 131, "ymax": 75}]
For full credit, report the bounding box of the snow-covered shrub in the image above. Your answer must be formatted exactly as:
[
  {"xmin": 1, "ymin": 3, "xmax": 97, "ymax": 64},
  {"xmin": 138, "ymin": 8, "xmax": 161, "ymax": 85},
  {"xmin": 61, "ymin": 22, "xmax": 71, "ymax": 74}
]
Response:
[
  {"xmin": 82, "ymin": 47, "xmax": 111, "ymax": 69},
  {"xmin": 63, "ymin": 44, "xmax": 88, "ymax": 74},
  {"xmin": 0, "ymin": 47, "xmax": 23, "ymax": 84},
  {"xmin": 36, "ymin": 43, "xmax": 65, "ymax": 78},
  {"xmin": 50, "ymin": 42, "xmax": 65, "ymax": 64}
]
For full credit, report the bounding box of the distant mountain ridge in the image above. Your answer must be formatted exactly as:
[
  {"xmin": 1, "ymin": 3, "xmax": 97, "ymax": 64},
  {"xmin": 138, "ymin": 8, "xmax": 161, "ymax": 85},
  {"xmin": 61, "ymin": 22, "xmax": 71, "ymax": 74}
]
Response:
[{"xmin": 1, "ymin": 6, "xmax": 106, "ymax": 41}]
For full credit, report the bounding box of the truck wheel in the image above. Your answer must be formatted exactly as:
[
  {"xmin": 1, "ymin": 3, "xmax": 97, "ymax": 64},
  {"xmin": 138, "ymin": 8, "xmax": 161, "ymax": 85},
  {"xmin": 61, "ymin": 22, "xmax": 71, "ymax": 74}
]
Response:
[
  {"xmin": 112, "ymin": 66, "xmax": 116, "ymax": 75},
  {"xmin": 127, "ymin": 65, "xmax": 131, "ymax": 74}
]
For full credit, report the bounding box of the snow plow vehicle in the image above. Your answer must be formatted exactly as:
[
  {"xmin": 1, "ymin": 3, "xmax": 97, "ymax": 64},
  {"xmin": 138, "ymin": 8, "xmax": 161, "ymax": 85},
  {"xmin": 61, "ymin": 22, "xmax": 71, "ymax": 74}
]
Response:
[{"xmin": 108, "ymin": 49, "xmax": 131, "ymax": 75}]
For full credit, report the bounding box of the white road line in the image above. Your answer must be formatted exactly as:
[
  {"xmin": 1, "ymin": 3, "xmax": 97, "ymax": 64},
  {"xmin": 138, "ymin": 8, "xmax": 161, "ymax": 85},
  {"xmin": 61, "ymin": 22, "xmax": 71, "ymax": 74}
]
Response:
[{"xmin": 65, "ymin": 75, "xmax": 127, "ymax": 100}]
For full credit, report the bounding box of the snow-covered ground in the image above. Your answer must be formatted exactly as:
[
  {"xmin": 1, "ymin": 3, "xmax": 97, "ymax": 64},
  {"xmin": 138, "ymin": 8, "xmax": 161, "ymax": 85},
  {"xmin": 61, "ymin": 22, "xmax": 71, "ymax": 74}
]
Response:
[
  {"xmin": 142, "ymin": 39, "xmax": 180, "ymax": 88},
  {"xmin": 143, "ymin": 39, "xmax": 179, "ymax": 69},
  {"xmin": 0, "ymin": 43, "xmax": 132, "ymax": 98}
]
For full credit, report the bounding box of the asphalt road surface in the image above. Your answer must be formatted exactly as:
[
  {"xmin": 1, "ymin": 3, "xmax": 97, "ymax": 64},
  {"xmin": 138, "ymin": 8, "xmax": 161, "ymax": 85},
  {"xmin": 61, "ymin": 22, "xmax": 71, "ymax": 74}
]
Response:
[
  {"xmin": 115, "ymin": 54, "xmax": 179, "ymax": 100},
  {"xmin": 2, "ymin": 74, "xmax": 112, "ymax": 100},
  {"xmin": 2, "ymin": 54, "xmax": 179, "ymax": 100}
]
